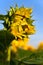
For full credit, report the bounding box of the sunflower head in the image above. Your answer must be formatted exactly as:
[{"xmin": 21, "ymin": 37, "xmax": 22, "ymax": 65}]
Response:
[{"xmin": 3, "ymin": 5, "xmax": 35, "ymax": 51}]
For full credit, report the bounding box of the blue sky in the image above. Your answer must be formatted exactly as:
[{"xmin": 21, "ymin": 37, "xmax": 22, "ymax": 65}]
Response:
[{"xmin": 0, "ymin": 0, "xmax": 43, "ymax": 47}]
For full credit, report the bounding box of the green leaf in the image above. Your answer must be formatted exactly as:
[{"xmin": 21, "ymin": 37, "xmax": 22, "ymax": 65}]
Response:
[
  {"xmin": 0, "ymin": 15, "xmax": 7, "ymax": 21},
  {"xmin": 13, "ymin": 49, "xmax": 43, "ymax": 65},
  {"xmin": 0, "ymin": 61, "xmax": 10, "ymax": 65},
  {"xmin": 22, "ymin": 50, "xmax": 43, "ymax": 65},
  {"xmin": 0, "ymin": 30, "xmax": 15, "ymax": 52},
  {"xmin": 11, "ymin": 48, "xmax": 33, "ymax": 65},
  {"xmin": 11, "ymin": 49, "xmax": 33, "ymax": 65},
  {"xmin": 15, "ymin": 49, "xmax": 33, "ymax": 61},
  {"xmin": 26, "ymin": 18, "xmax": 35, "ymax": 25}
]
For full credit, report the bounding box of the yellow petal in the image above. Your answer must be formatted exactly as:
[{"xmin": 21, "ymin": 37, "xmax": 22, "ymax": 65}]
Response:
[
  {"xmin": 15, "ymin": 15, "xmax": 23, "ymax": 20},
  {"xmin": 19, "ymin": 25, "xmax": 23, "ymax": 32},
  {"xmin": 11, "ymin": 40, "xmax": 19, "ymax": 47},
  {"xmin": 15, "ymin": 10, "xmax": 20, "ymax": 15},
  {"xmin": 11, "ymin": 45, "xmax": 17, "ymax": 52}
]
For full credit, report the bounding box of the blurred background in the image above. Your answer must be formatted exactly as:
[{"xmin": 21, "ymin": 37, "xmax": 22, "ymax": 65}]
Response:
[{"xmin": 0, "ymin": 0, "xmax": 43, "ymax": 48}]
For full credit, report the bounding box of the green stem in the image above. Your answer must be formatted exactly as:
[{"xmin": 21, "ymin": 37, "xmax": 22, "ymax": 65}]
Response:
[{"xmin": 7, "ymin": 47, "xmax": 11, "ymax": 61}]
